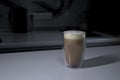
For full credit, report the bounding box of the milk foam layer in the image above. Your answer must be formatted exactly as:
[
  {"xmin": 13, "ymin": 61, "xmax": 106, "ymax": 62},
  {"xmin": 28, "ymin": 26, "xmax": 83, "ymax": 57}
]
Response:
[{"xmin": 64, "ymin": 31, "xmax": 85, "ymax": 39}]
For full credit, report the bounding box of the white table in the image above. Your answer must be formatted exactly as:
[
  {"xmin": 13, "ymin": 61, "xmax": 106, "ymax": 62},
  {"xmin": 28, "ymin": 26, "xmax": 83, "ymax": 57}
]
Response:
[{"xmin": 0, "ymin": 45, "xmax": 120, "ymax": 80}]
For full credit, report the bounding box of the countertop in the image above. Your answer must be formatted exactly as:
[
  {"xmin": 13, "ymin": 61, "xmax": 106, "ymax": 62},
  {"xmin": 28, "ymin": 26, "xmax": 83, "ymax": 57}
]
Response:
[{"xmin": 0, "ymin": 45, "xmax": 120, "ymax": 80}]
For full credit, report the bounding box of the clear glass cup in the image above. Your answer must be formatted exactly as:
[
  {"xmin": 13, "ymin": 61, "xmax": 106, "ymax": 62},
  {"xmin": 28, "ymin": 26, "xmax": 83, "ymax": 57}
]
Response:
[{"xmin": 63, "ymin": 30, "xmax": 86, "ymax": 68}]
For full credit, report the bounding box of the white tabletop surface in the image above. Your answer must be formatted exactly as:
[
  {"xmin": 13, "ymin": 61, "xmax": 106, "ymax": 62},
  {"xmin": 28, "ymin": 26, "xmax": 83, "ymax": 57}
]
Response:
[{"xmin": 0, "ymin": 45, "xmax": 120, "ymax": 80}]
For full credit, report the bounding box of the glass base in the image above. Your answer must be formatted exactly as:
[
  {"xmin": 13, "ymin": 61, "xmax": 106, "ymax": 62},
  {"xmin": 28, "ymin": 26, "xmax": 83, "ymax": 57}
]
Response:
[{"xmin": 67, "ymin": 64, "xmax": 80, "ymax": 68}]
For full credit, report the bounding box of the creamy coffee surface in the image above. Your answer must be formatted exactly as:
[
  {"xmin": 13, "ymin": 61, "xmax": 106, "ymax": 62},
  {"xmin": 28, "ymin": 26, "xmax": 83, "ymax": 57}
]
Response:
[{"xmin": 64, "ymin": 31, "xmax": 85, "ymax": 40}]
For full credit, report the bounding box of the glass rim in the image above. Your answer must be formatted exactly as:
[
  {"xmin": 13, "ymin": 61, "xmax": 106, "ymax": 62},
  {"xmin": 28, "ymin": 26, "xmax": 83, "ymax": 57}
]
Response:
[{"xmin": 63, "ymin": 30, "xmax": 86, "ymax": 35}]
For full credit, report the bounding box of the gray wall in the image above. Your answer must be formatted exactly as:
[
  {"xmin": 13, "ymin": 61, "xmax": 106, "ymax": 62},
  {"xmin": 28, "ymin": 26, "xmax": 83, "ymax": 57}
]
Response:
[
  {"xmin": 0, "ymin": 5, "xmax": 11, "ymax": 31},
  {"xmin": 0, "ymin": 0, "xmax": 88, "ymax": 31},
  {"xmin": 32, "ymin": 0, "xmax": 88, "ymax": 29}
]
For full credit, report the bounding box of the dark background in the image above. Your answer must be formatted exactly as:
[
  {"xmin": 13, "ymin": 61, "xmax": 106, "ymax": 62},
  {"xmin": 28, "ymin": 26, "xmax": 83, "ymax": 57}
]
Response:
[{"xmin": 0, "ymin": 0, "xmax": 119, "ymax": 52}]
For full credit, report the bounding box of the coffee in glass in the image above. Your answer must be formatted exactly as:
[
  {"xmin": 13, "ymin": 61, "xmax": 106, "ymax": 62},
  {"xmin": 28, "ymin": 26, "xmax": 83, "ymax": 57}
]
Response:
[{"xmin": 64, "ymin": 30, "xmax": 86, "ymax": 68}]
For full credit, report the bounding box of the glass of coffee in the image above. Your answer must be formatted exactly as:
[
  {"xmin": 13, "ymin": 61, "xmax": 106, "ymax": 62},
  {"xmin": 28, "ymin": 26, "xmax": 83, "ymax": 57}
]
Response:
[{"xmin": 63, "ymin": 30, "xmax": 86, "ymax": 68}]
